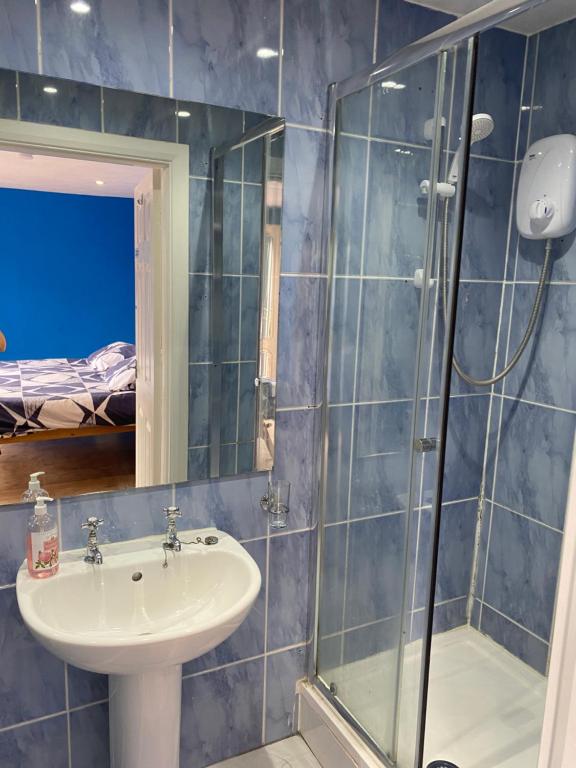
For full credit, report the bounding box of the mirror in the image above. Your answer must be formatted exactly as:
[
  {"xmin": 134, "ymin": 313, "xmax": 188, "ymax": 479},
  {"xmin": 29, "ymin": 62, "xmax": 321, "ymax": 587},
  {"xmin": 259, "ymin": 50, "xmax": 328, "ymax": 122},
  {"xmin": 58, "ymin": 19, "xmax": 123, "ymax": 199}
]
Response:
[{"xmin": 0, "ymin": 68, "xmax": 284, "ymax": 504}]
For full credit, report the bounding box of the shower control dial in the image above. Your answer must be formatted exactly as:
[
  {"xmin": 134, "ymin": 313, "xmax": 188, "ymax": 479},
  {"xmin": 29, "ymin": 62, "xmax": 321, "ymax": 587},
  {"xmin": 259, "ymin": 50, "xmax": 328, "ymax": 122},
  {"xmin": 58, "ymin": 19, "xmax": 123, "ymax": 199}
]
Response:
[{"xmin": 529, "ymin": 198, "xmax": 555, "ymax": 225}]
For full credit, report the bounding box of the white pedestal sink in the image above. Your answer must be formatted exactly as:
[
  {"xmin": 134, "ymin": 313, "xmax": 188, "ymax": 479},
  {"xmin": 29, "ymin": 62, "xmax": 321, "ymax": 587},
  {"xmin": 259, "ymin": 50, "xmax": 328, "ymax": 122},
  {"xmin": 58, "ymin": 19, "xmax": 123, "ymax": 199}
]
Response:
[{"xmin": 16, "ymin": 529, "xmax": 261, "ymax": 768}]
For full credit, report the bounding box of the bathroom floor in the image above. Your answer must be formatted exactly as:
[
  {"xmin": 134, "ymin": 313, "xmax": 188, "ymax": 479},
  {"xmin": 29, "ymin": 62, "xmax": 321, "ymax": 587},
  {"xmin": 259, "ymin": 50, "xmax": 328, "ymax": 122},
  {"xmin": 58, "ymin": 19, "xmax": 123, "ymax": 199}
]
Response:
[
  {"xmin": 212, "ymin": 735, "xmax": 322, "ymax": 767},
  {"xmin": 325, "ymin": 625, "xmax": 546, "ymax": 768}
]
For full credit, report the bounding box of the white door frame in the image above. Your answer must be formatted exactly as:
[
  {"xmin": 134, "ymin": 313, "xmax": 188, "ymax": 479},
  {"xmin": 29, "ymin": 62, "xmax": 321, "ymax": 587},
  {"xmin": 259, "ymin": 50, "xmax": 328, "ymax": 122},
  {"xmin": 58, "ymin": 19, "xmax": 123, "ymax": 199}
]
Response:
[
  {"xmin": 538, "ymin": 431, "xmax": 576, "ymax": 768},
  {"xmin": 0, "ymin": 118, "xmax": 190, "ymax": 485}
]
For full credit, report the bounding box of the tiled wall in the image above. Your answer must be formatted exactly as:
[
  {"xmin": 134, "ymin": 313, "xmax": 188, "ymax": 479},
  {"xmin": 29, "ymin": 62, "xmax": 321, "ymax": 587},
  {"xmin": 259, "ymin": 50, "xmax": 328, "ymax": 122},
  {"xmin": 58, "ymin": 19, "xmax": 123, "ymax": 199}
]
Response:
[
  {"xmin": 0, "ymin": 0, "xmax": 339, "ymax": 765},
  {"xmin": 471, "ymin": 18, "xmax": 576, "ymax": 675}
]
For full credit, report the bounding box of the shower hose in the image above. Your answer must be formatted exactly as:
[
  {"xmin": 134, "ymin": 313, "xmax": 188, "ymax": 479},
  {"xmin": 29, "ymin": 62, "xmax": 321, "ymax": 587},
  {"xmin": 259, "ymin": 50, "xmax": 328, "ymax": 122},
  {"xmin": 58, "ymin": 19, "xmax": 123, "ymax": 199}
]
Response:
[{"xmin": 440, "ymin": 197, "xmax": 553, "ymax": 387}]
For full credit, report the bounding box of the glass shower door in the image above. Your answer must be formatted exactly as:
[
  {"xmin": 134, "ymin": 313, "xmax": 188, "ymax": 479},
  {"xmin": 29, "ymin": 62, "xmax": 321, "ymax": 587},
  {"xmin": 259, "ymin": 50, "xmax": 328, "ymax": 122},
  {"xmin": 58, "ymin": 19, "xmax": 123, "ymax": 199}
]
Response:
[{"xmin": 315, "ymin": 38, "xmax": 476, "ymax": 766}]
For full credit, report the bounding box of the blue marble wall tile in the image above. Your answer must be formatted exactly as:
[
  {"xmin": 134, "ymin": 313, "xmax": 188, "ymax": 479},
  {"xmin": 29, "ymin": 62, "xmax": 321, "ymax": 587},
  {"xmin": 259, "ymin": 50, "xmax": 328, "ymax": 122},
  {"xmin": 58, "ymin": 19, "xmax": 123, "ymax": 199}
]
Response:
[
  {"xmin": 325, "ymin": 406, "xmax": 353, "ymax": 524},
  {"xmin": 343, "ymin": 616, "xmax": 400, "ymax": 664},
  {"xmin": 344, "ymin": 513, "xmax": 404, "ymax": 628},
  {"xmin": 517, "ymin": 35, "xmax": 537, "ymax": 159},
  {"xmin": 70, "ymin": 702, "xmax": 110, "ymax": 768},
  {"xmin": 265, "ymin": 646, "xmax": 307, "ymax": 742},
  {"xmin": 240, "ymin": 276, "xmax": 260, "ymax": 361},
  {"xmin": 189, "ymin": 274, "xmax": 211, "ymax": 363},
  {"xmin": 237, "ymin": 442, "xmax": 256, "ymax": 473},
  {"xmin": 351, "ymin": 401, "xmax": 413, "ymax": 518},
  {"xmin": 222, "ymin": 182, "xmax": 242, "ymax": 274},
  {"xmin": 221, "ymin": 363, "xmax": 240, "ymax": 444},
  {"xmin": 41, "ymin": 0, "xmax": 170, "ymax": 96},
  {"xmin": 415, "ymin": 500, "xmax": 477, "ymax": 609},
  {"xmin": 0, "ymin": 1, "xmax": 38, "ymax": 73},
  {"xmin": 238, "ymin": 362, "xmax": 257, "ymax": 443},
  {"xmin": 277, "ymin": 276, "xmax": 323, "ymax": 408},
  {"xmin": 338, "ymin": 88, "xmax": 371, "ymax": 138},
  {"xmin": 356, "ymin": 280, "xmax": 420, "ymax": 402},
  {"xmin": 317, "ymin": 634, "xmax": 342, "ymax": 671},
  {"xmin": 531, "ymin": 18, "xmax": 576, "ymax": 143},
  {"xmin": 221, "ymin": 277, "xmax": 241, "ymax": 361},
  {"xmin": 242, "ymin": 184, "xmax": 263, "ymax": 276},
  {"xmin": 439, "ymin": 394, "xmax": 490, "ymax": 503},
  {"xmin": 516, "ymin": 230, "xmax": 576, "ymax": 283},
  {"xmin": 282, "ymin": 127, "xmax": 326, "ymax": 274},
  {"xmin": 503, "ymin": 284, "xmax": 576, "ymax": 412},
  {"xmin": 0, "ymin": 588, "xmax": 65, "ymax": 727},
  {"xmin": 364, "ymin": 143, "xmax": 432, "ymax": 277},
  {"xmin": 178, "ymin": 102, "xmax": 244, "ymax": 178},
  {"xmin": 184, "ymin": 538, "xmax": 266, "ymax": 674},
  {"xmin": 460, "ymin": 157, "xmax": 514, "ymax": 280},
  {"xmin": 268, "ymin": 531, "xmax": 311, "ymax": 650},
  {"xmin": 173, "ymin": 0, "xmax": 279, "ymax": 114},
  {"xmin": 189, "ymin": 178, "xmax": 211, "ymax": 273},
  {"xmin": 19, "ymin": 72, "xmax": 101, "ymax": 130},
  {"xmin": 67, "ymin": 665, "xmax": 108, "ymax": 709},
  {"xmin": 484, "ymin": 505, "xmax": 562, "ymax": 640},
  {"xmin": 449, "ymin": 282, "xmax": 503, "ymax": 396},
  {"xmin": 282, "ymin": 0, "xmax": 375, "ymax": 127},
  {"xmin": 61, "ymin": 484, "xmax": 171, "ymax": 550},
  {"xmin": 189, "ymin": 364, "xmax": 210, "ymax": 448},
  {"xmin": 473, "ymin": 501, "xmax": 492, "ymax": 603},
  {"xmin": 188, "ymin": 446, "xmax": 210, "ymax": 480},
  {"xmin": 371, "ymin": 58, "xmax": 437, "ymax": 147},
  {"xmin": 410, "ymin": 596, "xmax": 467, "ymax": 642},
  {"xmin": 377, "ymin": 0, "xmax": 450, "ymax": 60},
  {"xmin": 180, "ymin": 658, "xmax": 264, "ymax": 767},
  {"xmin": 333, "ymin": 136, "xmax": 367, "ymax": 276},
  {"xmin": 103, "ymin": 88, "xmax": 176, "ymax": 140},
  {"xmin": 219, "ymin": 443, "xmax": 238, "ymax": 476},
  {"xmin": 0, "ymin": 504, "xmax": 28, "ymax": 586},
  {"xmin": 244, "ymin": 137, "xmax": 264, "ymax": 184},
  {"xmin": 274, "ymin": 408, "xmax": 316, "ymax": 531},
  {"xmin": 0, "ymin": 69, "xmax": 17, "ymax": 118},
  {"xmin": 494, "ymin": 399, "xmax": 575, "ymax": 530},
  {"xmin": 470, "ymin": 29, "xmax": 526, "ymax": 161},
  {"xmin": 175, "ymin": 474, "xmax": 268, "ymax": 541},
  {"xmin": 0, "ymin": 714, "xmax": 68, "ymax": 767},
  {"xmin": 328, "ymin": 279, "xmax": 360, "ymax": 405},
  {"xmin": 479, "ymin": 604, "xmax": 548, "ymax": 675},
  {"xmin": 318, "ymin": 523, "xmax": 347, "ymax": 636}
]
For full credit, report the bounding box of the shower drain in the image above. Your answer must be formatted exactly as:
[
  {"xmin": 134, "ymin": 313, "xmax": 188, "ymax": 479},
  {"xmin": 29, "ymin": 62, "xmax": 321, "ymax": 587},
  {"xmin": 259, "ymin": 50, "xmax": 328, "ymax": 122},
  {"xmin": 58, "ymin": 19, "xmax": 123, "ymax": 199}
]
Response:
[{"xmin": 427, "ymin": 762, "xmax": 460, "ymax": 768}]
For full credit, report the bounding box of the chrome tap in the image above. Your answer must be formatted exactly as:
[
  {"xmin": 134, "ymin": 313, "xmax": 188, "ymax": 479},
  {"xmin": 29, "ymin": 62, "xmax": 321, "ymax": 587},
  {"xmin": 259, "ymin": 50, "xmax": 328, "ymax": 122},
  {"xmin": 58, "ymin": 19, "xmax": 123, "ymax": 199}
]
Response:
[
  {"xmin": 82, "ymin": 517, "xmax": 104, "ymax": 564},
  {"xmin": 162, "ymin": 506, "xmax": 182, "ymax": 555}
]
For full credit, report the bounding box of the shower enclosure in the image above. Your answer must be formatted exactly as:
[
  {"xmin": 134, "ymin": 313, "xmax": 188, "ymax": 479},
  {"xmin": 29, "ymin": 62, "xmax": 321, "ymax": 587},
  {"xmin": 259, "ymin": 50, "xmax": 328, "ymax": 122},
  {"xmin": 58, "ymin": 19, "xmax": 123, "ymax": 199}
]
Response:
[{"xmin": 314, "ymin": 0, "xmax": 573, "ymax": 766}]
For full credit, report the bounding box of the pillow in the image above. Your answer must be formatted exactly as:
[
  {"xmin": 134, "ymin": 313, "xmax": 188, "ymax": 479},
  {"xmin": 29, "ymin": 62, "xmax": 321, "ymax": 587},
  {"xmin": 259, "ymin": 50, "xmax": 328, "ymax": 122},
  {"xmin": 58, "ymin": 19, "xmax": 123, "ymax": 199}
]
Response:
[
  {"xmin": 101, "ymin": 356, "xmax": 137, "ymax": 392},
  {"xmin": 87, "ymin": 342, "xmax": 136, "ymax": 372}
]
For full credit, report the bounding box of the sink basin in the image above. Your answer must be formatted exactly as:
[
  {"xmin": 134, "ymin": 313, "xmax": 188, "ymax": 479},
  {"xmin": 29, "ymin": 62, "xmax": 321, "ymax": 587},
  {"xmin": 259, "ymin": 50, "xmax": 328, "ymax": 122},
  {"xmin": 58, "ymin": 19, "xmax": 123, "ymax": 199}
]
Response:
[{"xmin": 16, "ymin": 528, "xmax": 261, "ymax": 768}]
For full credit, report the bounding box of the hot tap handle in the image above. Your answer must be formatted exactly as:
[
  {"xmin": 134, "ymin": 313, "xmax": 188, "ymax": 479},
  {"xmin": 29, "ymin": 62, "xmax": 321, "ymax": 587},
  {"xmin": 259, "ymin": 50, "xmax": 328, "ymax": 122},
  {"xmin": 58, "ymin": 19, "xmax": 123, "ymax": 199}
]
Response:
[
  {"xmin": 81, "ymin": 516, "xmax": 104, "ymax": 530},
  {"xmin": 163, "ymin": 506, "xmax": 181, "ymax": 520}
]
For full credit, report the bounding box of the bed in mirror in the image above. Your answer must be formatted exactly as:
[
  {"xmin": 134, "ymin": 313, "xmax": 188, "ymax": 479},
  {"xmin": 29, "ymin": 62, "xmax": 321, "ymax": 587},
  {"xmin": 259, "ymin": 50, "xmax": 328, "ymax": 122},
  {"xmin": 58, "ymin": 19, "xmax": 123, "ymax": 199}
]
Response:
[{"xmin": 0, "ymin": 68, "xmax": 284, "ymax": 504}]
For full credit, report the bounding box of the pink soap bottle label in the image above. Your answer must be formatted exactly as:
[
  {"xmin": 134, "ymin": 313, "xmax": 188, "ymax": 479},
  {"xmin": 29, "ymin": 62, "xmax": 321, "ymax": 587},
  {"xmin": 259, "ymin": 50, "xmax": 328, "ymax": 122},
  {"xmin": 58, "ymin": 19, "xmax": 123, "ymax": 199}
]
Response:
[{"xmin": 27, "ymin": 529, "xmax": 59, "ymax": 578}]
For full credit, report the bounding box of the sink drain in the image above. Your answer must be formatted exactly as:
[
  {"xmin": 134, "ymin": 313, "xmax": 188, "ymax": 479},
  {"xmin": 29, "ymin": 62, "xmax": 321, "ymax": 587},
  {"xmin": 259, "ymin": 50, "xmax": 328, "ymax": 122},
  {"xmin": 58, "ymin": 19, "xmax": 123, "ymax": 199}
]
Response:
[{"xmin": 132, "ymin": 572, "xmax": 143, "ymax": 582}]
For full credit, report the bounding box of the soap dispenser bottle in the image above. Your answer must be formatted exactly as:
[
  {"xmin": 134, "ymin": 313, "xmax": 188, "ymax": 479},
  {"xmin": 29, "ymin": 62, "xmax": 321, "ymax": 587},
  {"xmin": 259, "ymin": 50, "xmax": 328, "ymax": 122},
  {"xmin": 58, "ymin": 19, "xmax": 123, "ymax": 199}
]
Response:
[
  {"xmin": 26, "ymin": 497, "xmax": 59, "ymax": 578},
  {"xmin": 21, "ymin": 471, "xmax": 49, "ymax": 504}
]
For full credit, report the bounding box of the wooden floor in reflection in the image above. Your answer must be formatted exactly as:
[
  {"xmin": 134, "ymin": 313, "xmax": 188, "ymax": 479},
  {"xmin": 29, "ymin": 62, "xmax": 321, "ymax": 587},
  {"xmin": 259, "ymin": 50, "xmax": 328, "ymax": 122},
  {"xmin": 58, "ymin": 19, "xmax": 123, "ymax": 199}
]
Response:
[{"xmin": 0, "ymin": 430, "xmax": 135, "ymax": 504}]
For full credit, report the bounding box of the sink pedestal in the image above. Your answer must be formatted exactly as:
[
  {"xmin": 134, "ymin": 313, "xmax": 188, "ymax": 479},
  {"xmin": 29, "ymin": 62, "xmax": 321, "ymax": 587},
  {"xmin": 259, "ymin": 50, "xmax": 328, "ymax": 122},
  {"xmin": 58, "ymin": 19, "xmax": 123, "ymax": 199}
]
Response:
[{"xmin": 109, "ymin": 664, "xmax": 182, "ymax": 768}]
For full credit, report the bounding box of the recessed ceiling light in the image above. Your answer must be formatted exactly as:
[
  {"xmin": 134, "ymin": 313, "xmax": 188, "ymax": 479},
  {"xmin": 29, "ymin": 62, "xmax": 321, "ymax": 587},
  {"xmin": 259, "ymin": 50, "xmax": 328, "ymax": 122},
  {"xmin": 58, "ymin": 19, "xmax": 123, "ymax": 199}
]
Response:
[
  {"xmin": 95, "ymin": 180, "xmax": 105, "ymax": 186},
  {"xmin": 70, "ymin": 1, "xmax": 91, "ymax": 13},
  {"xmin": 176, "ymin": 110, "xmax": 191, "ymax": 118},
  {"xmin": 43, "ymin": 86, "xmax": 58, "ymax": 94},
  {"xmin": 256, "ymin": 47, "xmax": 278, "ymax": 59}
]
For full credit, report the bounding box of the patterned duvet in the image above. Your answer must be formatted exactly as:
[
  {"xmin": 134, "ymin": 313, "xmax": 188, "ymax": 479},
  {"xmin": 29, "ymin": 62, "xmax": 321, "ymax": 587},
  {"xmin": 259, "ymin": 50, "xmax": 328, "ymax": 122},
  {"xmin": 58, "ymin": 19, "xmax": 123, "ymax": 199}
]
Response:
[{"xmin": 0, "ymin": 358, "xmax": 136, "ymax": 438}]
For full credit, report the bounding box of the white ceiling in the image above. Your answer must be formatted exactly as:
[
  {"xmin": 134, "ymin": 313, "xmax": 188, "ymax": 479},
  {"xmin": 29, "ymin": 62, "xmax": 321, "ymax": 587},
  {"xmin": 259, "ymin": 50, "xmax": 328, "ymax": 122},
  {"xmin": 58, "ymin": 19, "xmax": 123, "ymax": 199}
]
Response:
[
  {"xmin": 0, "ymin": 150, "xmax": 150, "ymax": 198},
  {"xmin": 405, "ymin": 0, "xmax": 576, "ymax": 34}
]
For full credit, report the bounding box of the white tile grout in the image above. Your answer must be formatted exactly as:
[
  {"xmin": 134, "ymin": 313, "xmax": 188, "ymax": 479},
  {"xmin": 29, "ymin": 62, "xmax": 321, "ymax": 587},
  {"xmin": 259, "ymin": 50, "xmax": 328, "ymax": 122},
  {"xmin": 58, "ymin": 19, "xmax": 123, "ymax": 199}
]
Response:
[{"xmin": 488, "ymin": 498, "xmax": 563, "ymax": 535}]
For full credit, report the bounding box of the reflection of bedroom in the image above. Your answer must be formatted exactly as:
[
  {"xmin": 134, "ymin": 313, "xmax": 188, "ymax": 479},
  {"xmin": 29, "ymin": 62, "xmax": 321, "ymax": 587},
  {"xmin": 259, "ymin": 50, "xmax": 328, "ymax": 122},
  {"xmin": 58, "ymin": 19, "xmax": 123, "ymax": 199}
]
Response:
[{"xmin": 0, "ymin": 150, "xmax": 149, "ymax": 503}]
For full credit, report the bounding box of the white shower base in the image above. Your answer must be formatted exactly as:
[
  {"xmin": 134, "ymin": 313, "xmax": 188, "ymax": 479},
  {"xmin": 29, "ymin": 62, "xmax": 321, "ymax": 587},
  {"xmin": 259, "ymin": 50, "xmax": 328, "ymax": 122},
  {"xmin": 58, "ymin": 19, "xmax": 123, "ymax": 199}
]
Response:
[
  {"xmin": 323, "ymin": 625, "xmax": 547, "ymax": 768},
  {"xmin": 212, "ymin": 735, "xmax": 321, "ymax": 767}
]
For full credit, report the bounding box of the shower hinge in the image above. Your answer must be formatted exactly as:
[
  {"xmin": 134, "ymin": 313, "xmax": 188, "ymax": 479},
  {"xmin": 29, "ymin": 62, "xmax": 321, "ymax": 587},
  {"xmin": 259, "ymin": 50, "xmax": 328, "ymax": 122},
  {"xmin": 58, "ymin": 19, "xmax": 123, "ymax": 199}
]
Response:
[
  {"xmin": 329, "ymin": 682, "xmax": 337, "ymax": 695},
  {"xmin": 414, "ymin": 437, "xmax": 438, "ymax": 453}
]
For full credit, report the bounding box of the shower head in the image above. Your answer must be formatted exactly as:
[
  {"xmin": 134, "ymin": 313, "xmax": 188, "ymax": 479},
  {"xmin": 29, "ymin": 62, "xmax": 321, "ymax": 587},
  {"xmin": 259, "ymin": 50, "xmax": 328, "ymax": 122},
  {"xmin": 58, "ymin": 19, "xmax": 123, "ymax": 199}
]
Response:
[
  {"xmin": 448, "ymin": 112, "xmax": 495, "ymax": 183},
  {"xmin": 470, "ymin": 113, "xmax": 495, "ymax": 144}
]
